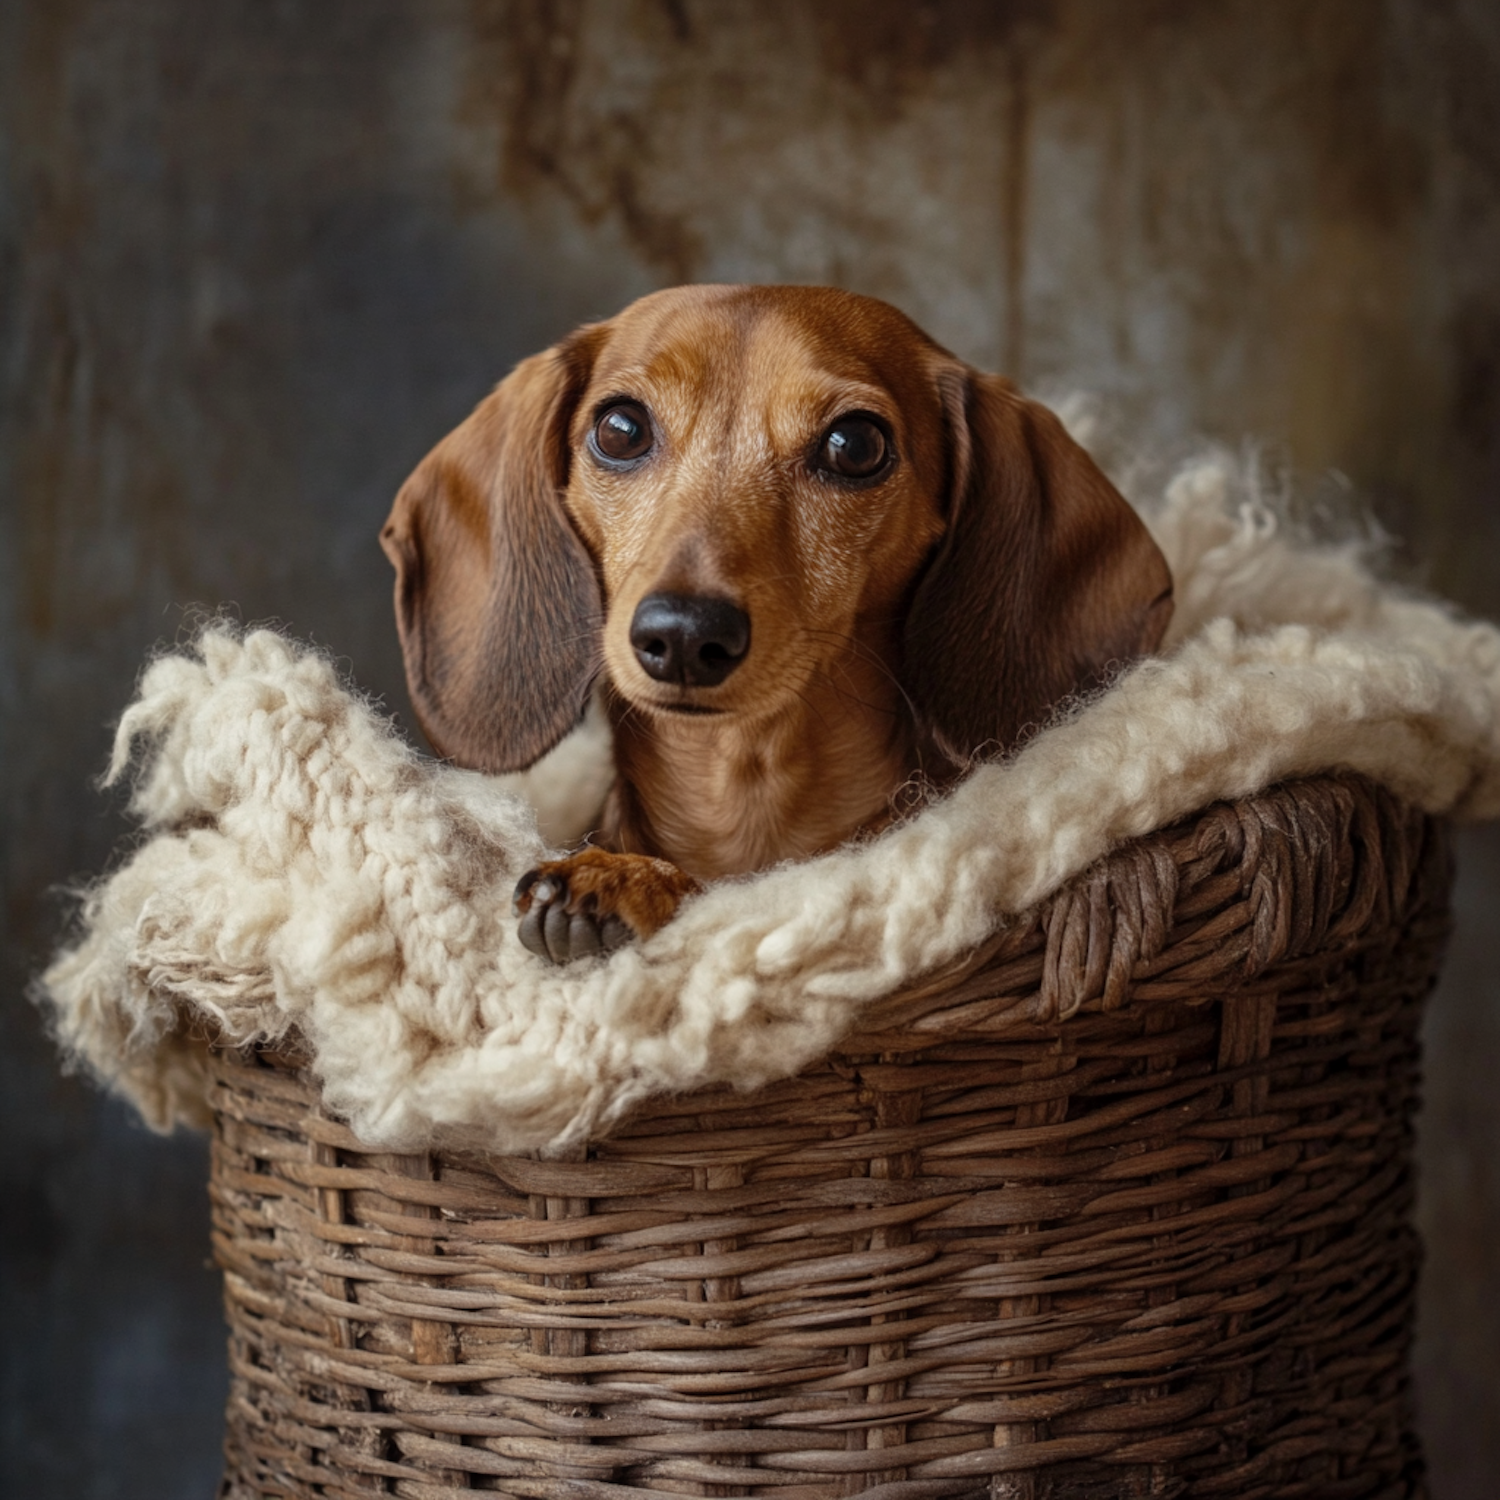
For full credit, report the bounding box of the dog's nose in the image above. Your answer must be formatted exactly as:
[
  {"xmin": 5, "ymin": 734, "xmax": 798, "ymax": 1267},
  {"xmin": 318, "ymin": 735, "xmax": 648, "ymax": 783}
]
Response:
[{"xmin": 629, "ymin": 593, "xmax": 751, "ymax": 687}]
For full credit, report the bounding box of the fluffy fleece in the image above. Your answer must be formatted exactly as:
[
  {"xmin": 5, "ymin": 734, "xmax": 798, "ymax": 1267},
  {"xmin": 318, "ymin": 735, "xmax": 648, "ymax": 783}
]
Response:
[{"xmin": 39, "ymin": 453, "xmax": 1500, "ymax": 1154}]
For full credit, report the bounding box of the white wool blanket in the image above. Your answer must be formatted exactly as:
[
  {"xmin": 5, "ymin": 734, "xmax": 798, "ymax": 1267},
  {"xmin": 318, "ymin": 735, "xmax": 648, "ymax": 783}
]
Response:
[{"xmin": 40, "ymin": 454, "xmax": 1500, "ymax": 1155}]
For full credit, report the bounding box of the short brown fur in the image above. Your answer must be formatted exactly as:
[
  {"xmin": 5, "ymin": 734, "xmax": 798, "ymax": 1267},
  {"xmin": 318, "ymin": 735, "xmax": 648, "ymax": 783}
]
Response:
[{"xmin": 381, "ymin": 285, "xmax": 1172, "ymax": 957}]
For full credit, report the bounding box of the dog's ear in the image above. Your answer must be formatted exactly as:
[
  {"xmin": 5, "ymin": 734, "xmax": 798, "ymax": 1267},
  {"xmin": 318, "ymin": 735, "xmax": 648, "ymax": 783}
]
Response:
[
  {"xmin": 904, "ymin": 368, "xmax": 1173, "ymax": 758},
  {"xmin": 380, "ymin": 327, "xmax": 606, "ymax": 772}
]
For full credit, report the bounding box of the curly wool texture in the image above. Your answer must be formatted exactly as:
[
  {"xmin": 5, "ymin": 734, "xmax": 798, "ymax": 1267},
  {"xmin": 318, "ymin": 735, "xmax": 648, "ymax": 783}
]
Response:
[{"xmin": 40, "ymin": 453, "xmax": 1500, "ymax": 1154}]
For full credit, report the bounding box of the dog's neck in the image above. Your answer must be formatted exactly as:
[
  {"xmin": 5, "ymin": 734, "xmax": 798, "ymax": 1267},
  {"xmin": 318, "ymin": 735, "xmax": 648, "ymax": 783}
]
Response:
[{"xmin": 602, "ymin": 632, "xmax": 925, "ymax": 881}]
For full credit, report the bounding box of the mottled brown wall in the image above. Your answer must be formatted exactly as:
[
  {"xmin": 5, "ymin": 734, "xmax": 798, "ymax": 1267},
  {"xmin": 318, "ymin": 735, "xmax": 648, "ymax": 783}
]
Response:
[
  {"xmin": 4, "ymin": 2, "xmax": 1499, "ymax": 1495},
  {"xmin": 458, "ymin": 0, "xmax": 1500, "ymax": 600}
]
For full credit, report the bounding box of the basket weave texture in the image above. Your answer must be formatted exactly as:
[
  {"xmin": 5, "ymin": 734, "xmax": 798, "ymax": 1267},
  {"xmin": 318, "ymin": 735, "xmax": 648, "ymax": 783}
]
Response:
[{"xmin": 211, "ymin": 774, "xmax": 1449, "ymax": 1500}]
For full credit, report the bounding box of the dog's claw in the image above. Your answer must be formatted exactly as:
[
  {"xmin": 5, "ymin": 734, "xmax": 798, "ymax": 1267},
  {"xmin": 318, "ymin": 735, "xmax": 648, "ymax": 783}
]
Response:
[
  {"xmin": 543, "ymin": 900, "xmax": 572, "ymax": 963},
  {"xmin": 512, "ymin": 868, "xmax": 540, "ymax": 917},
  {"xmin": 568, "ymin": 912, "xmax": 602, "ymax": 959},
  {"xmin": 517, "ymin": 900, "xmax": 550, "ymax": 959},
  {"xmin": 513, "ymin": 864, "xmax": 638, "ymax": 964}
]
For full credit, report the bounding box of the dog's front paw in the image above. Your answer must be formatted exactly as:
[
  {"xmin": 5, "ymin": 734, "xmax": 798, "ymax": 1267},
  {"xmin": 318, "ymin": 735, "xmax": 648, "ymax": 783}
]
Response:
[{"xmin": 512, "ymin": 849, "xmax": 701, "ymax": 964}]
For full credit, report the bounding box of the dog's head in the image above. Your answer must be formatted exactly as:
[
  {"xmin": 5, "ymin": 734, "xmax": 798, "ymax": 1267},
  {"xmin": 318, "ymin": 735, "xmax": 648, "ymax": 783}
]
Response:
[{"xmin": 382, "ymin": 285, "xmax": 1172, "ymax": 771}]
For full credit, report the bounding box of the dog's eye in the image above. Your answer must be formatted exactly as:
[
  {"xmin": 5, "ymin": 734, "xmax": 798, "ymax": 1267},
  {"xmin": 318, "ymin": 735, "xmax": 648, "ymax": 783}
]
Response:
[
  {"xmin": 592, "ymin": 402, "xmax": 654, "ymax": 464},
  {"xmin": 818, "ymin": 415, "xmax": 889, "ymax": 480}
]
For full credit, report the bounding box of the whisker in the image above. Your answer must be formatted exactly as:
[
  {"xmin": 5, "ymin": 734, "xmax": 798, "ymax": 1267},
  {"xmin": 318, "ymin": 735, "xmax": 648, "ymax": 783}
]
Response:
[
  {"xmin": 800, "ymin": 626, "xmax": 924, "ymax": 726},
  {"xmin": 786, "ymin": 681, "xmax": 831, "ymax": 732}
]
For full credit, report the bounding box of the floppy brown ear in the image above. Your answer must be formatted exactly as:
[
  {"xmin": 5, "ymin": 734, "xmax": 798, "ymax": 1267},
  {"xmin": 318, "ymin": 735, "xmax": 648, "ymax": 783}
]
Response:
[
  {"xmin": 380, "ymin": 329, "xmax": 605, "ymax": 772},
  {"xmin": 904, "ymin": 369, "xmax": 1173, "ymax": 757}
]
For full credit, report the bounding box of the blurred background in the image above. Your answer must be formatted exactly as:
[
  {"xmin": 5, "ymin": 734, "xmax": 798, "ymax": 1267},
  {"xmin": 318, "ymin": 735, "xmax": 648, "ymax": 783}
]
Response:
[{"xmin": 3, "ymin": 2, "xmax": 1499, "ymax": 1495}]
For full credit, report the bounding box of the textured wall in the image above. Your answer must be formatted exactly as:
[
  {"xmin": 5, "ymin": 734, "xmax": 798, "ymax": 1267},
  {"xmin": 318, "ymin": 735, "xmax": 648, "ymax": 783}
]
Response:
[{"xmin": 3, "ymin": 2, "xmax": 1499, "ymax": 1495}]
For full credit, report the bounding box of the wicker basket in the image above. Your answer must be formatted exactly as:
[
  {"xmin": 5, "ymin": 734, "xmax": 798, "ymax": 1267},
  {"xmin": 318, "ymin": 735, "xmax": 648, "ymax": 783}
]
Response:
[{"xmin": 210, "ymin": 773, "xmax": 1449, "ymax": 1499}]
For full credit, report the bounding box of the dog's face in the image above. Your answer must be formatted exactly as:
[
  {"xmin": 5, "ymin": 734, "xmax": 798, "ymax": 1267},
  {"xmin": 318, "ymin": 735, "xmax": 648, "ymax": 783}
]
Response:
[
  {"xmin": 382, "ymin": 284, "xmax": 1172, "ymax": 774},
  {"xmin": 559, "ymin": 287, "xmax": 952, "ymax": 724}
]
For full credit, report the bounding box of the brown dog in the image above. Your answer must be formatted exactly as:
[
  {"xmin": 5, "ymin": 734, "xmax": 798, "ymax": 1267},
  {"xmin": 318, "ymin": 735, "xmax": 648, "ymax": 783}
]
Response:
[{"xmin": 381, "ymin": 285, "xmax": 1172, "ymax": 963}]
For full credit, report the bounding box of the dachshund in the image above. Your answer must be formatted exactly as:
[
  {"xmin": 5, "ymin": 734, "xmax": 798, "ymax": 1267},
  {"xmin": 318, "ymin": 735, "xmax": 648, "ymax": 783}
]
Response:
[{"xmin": 381, "ymin": 285, "xmax": 1173, "ymax": 964}]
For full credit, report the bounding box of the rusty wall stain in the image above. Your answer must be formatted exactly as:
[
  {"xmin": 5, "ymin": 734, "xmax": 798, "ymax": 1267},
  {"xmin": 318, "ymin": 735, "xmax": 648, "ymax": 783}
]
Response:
[
  {"xmin": 465, "ymin": 0, "xmax": 704, "ymax": 282},
  {"xmin": 456, "ymin": 0, "xmax": 1032, "ymax": 355},
  {"xmin": 806, "ymin": 0, "xmax": 1050, "ymax": 103},
  {"xmin": 466, "ymin": 0, "xmax": 1052, "ymax": 290}
]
